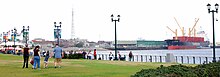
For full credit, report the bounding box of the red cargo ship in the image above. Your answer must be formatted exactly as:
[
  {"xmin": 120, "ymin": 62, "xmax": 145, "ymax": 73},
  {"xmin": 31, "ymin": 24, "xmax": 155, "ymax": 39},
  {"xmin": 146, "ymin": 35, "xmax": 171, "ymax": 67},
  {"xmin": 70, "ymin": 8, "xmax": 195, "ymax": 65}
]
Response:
[{"xmin": 165, "ymin": 36, "xmax": 210, "ymax": 50}]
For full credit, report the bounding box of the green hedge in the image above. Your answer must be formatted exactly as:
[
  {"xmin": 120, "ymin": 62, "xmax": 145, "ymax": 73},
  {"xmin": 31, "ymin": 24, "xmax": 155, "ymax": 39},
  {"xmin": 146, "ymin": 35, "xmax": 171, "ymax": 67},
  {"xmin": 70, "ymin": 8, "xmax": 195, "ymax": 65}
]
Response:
[
  {"xmin": 131, "ymin": 62, "xmax": 220, "ymax": 77},
  {"xmin": 63, "ymin": 53, "xmax": 84, "ymax": 59}
]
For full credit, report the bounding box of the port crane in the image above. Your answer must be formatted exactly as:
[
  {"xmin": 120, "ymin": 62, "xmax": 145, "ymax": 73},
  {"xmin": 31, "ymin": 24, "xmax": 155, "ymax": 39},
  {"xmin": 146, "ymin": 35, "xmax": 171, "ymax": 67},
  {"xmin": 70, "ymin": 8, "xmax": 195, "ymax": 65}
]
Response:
[
  {"xmin": 188, "ymin": 18, "xmax": 199, "ymax": 37},
  {"xmin": 173, "ymin": 17, "xmax": 200, "ymax": 37},
  {"xmin": 166, "ymin": 26, "xmax": 178, "ymax": 40},
  {"xmin": 165, "ymin": 17, "xmax": 183, "ymax": 40},
  {"xmin": 167, "ymin": 17, "xmax": 201, "ymax": 40},
  {"xmin": 174, "ymin": 17, "xmax": 185, "ymax": 36},
  {"xmin": 166, "ymin": 17, "xmax": 185, "ymax": 40}
]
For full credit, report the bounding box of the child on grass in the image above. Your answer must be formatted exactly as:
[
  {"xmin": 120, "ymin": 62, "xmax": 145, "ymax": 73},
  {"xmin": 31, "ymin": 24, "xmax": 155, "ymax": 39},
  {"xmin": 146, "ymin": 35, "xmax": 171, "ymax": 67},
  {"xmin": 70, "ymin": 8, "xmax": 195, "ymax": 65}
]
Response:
[{"xmin": 44, "ymin": 51, "xmax": 50, "ymax": 68}]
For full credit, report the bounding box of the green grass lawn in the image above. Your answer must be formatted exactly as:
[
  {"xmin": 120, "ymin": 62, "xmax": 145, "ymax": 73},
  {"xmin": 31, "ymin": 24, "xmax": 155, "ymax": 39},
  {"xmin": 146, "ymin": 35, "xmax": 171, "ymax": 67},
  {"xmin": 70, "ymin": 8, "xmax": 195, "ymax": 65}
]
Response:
[{"xmin": 0, "ymin": 54, "xmax": 195, "ymax": 77}]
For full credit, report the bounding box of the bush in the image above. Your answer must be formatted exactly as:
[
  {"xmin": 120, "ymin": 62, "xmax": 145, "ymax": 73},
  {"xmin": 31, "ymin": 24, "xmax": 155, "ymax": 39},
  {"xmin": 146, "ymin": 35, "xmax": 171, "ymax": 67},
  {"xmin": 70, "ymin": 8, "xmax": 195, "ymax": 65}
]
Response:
[
  {"xmin": 63, "ymin": 53, "xmax": 84, "ymax": 59},
  {"xmin": 131, "ymin": 62, "xmax": 220, "ymax": 77},
  {"xmin": 194, "ymin": 62, "xmax": 220, "ymax": 77}
]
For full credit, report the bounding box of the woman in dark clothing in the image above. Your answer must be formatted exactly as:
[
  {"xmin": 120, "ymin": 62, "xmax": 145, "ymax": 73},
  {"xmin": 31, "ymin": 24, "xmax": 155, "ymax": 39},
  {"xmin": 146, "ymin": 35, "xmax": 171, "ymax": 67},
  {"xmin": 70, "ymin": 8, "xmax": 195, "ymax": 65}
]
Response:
[
  {"xmin": 129, "ymin": 51, "xmax": 133, "ymax": 61},
  {"xmin": 22, "ymin": 44, "xmax": 30, "ymax": 68},
  {"xmin": 33, "ymin": 46, "xmax": 41, "ymax": 70}
]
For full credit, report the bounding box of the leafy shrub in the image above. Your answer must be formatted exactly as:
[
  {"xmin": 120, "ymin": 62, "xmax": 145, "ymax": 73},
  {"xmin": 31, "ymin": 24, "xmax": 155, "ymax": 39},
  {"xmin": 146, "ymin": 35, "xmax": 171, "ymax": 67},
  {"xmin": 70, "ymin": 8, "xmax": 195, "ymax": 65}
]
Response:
[
  {"xmin": 131, "ymin": 62, "xmax": 220, "ymax": 77},
  {"xmin": 63, "ymin": 53, "xmax": 83, "ymax": 59},
  {"xmin": 194, "ymin": 62, "xmax": 220, "ymax": 77}
]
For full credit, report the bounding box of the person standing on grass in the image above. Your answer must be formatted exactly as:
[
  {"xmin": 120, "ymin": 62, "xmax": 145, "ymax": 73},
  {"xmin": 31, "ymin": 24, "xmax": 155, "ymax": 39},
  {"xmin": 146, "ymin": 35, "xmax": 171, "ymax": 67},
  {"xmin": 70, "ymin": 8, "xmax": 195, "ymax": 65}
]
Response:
[
  {"xmin": 87, "ymin": 50, "xmax": 92, "ymax": 60},
  {"xmin": 117, "ymin": 51, "xmax": 121, "ymax": 61},
  {"xmin": 44, "ymin": 50, "xmax": 50, "ymax": 68},
  {"xmin": 93, "ymin": 49, "xmax": 97, "ymax": 60},
  {"xmin": 82, "ymin": 51, "xmax": 87, "ymax": 59},
  {"xmin": 33, "ymin": 46, "xmax": 41, "ymax": 70},
  {"xmin": 22, "ymin": 44, "xmax": 30, "ymax": 68},
  {"xmin": 109, "ymin": 52, "xmax": 114, "ymax": 61},
  {"xmin": 129, "ymin": 51, "xmax": 133, "ymax": 61},
  {"xmin": 53, "ymin": 44, "xmax": 64, "ymax": 68}
]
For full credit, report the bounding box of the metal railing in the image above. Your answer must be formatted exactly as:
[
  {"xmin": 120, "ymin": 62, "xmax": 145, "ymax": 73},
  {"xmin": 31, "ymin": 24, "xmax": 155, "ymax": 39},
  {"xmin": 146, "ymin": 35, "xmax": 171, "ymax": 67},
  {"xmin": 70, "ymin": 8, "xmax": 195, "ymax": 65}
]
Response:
[{"xmin": 97, "ymin": 54, "xmax": 220, "ymax": 64}]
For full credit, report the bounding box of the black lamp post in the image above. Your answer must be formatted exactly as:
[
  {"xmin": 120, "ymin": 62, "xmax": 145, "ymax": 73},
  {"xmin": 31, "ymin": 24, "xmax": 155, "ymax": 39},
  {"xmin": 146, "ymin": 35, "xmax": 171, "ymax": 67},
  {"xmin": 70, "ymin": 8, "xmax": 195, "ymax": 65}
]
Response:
[
  {"xmin": 11, "ymin": 28, "xmax": 17, "ymax": 54},
  {"xmin": 111, "ymin": 14, "xmax": 120, "ymax": 60},
  {"xmin": 23, "ymin": 26, "xmax": 29, "ymax": 44},
  {"xmin": 54, "ymin": 22, "xmax": 62, "ymax": 45},
  {"xmin": 207, "ymin": 3, "xmax": 219, "ymax": 62}
]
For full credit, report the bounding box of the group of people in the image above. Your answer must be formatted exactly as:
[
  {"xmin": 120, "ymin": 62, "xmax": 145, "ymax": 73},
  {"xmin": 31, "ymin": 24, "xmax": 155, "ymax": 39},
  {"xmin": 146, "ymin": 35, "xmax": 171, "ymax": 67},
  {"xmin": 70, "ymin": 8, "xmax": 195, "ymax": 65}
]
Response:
[
  {"xmin": 108, "ymin": 51, "xmax": 124, "ymax": 61},
  {"xmin": 22, "ymin": 45, "xmax": 134, "ymax": 69},
  {"xmin": 108, "ymin": 51, "xmax": 133, "ymax": 61},
  {"xmin": 82, "ymin": 49, "xmax": 97, "ymax": 60},
  {"xmin": 22, "ymin": 44, "xmax": 64, "ymax": 70}
]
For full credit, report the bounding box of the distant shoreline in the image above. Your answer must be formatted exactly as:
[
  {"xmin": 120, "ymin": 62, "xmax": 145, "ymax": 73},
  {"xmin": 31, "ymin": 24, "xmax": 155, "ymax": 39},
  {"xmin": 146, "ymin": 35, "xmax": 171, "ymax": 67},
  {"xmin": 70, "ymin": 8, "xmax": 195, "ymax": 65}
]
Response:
[{"xmin": 42, "ymin": 47, "xmax": 109, "ymax": 51}]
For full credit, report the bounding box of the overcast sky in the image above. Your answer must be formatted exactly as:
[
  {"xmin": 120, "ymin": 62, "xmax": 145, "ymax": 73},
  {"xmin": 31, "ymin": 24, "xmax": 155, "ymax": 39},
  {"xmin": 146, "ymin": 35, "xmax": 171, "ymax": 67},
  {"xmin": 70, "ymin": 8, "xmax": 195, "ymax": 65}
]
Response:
[{"xmin": 0, "ymin": 0, "xmax": 220, "ymax": 42}]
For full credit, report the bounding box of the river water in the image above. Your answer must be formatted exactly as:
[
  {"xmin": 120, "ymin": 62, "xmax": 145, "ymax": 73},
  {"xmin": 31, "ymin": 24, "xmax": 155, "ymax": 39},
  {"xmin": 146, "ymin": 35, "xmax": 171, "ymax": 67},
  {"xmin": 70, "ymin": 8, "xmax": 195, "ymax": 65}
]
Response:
[{"xmin": 97, "ymin": 48, "xmax": 220, "ymax": 64}]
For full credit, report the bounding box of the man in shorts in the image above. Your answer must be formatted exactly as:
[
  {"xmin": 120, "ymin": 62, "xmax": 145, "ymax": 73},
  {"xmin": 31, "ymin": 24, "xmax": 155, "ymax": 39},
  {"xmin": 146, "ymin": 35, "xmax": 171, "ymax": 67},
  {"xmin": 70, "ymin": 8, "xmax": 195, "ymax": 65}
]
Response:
[{"xmin": 53, "ymin": 44, "xmax": 64, "ymax": 68}]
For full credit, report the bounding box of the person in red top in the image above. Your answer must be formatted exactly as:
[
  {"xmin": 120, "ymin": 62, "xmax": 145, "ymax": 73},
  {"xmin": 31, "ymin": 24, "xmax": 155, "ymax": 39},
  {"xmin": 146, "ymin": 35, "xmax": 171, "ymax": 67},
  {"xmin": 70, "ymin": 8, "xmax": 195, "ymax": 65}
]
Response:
[
  {"xmin": 94, "ymin": 49, "xmax": 97, "ymax": 60},
  {"xmin": 22, "ymin": 44, "xmax": 30, "ymax": 68}
]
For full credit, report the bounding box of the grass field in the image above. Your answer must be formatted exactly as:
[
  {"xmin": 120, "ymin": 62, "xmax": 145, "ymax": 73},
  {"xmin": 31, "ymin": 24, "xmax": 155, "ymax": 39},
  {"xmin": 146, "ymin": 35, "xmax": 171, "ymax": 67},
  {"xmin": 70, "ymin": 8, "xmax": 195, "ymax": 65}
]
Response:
[{"xmin": 0, "ymin": 54, "xmax": 194, "ymax": 77}]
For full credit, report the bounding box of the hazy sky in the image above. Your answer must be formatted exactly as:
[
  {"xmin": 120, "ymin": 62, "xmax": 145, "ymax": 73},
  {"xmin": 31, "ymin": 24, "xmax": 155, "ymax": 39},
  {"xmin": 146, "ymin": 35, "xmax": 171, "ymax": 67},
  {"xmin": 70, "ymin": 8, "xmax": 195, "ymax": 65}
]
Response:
[{"xmin": 0, "ymin": 0, "xmax": 220, "ymax": 42}]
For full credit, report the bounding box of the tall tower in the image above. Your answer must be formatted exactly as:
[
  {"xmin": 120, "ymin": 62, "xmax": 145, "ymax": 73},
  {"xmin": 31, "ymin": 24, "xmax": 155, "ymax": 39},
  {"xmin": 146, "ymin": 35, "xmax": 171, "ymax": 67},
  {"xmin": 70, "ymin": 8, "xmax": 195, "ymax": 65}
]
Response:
[{"xmin": 71, "ymin": 8, "xmax": 75, "ymax": 40}]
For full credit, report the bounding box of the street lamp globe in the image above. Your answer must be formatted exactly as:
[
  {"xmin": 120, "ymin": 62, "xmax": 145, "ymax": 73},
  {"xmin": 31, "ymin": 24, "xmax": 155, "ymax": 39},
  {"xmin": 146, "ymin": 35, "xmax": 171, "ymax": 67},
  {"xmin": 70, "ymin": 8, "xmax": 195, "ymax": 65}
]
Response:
[
  {"xmin": 111, "ymin": 14, "xmax": 114, "ymax": 17},
  {"xmin": 215, "ymin": 3, "xmax": 219, "ymax": 11},
  {"xmin": 117, "ymin": 15, "xmax": 120, "ymax": 17},
  {"xmin": 27, "ymin": 26, "xmax": 29, "ymax": 30},
  {"xmin": 207, "ymin": 3, "xmax": 211, "ymax": 11},
  {"xmin": 117, "ymin": 15, "xmax": 120, "ymax": 21},
  {"xmin": 59, "ymin": 22, "xmax": 62, "ymax": 27},
  {"xmin": 111, "ymin": 14, "xmax": 114, "ymax": 22},
  {"xmin": 54, "ymin": 22, "xmax": 56, "ymax": 27}
]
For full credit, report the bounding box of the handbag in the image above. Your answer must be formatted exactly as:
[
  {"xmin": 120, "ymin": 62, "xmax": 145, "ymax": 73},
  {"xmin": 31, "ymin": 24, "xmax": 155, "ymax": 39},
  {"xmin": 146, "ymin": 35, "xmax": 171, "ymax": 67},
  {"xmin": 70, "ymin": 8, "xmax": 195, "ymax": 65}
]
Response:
[{"xmin": 30, "ymin": 58, "xmax": 34, "ymax": 65}]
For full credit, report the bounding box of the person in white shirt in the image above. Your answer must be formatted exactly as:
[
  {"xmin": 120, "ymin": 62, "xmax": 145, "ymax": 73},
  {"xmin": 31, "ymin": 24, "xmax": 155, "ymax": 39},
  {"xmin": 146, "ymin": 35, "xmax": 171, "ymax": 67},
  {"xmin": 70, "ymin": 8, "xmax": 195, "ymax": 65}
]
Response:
[
  {"xmin": 109, "ymin": 52, "xmax": 114, "ymax": 61},
  {"xmin": 87, "ymin": 50, "xmax": 92, "ymax": 60}
]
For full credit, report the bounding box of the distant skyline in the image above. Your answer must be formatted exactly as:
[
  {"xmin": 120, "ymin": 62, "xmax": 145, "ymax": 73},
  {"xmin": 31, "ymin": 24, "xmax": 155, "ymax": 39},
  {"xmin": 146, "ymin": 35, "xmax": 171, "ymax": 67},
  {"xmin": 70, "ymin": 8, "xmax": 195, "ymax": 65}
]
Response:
[{"xmin": 0, "ymin": 0, "xmax": 220, "ymax": 42}]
